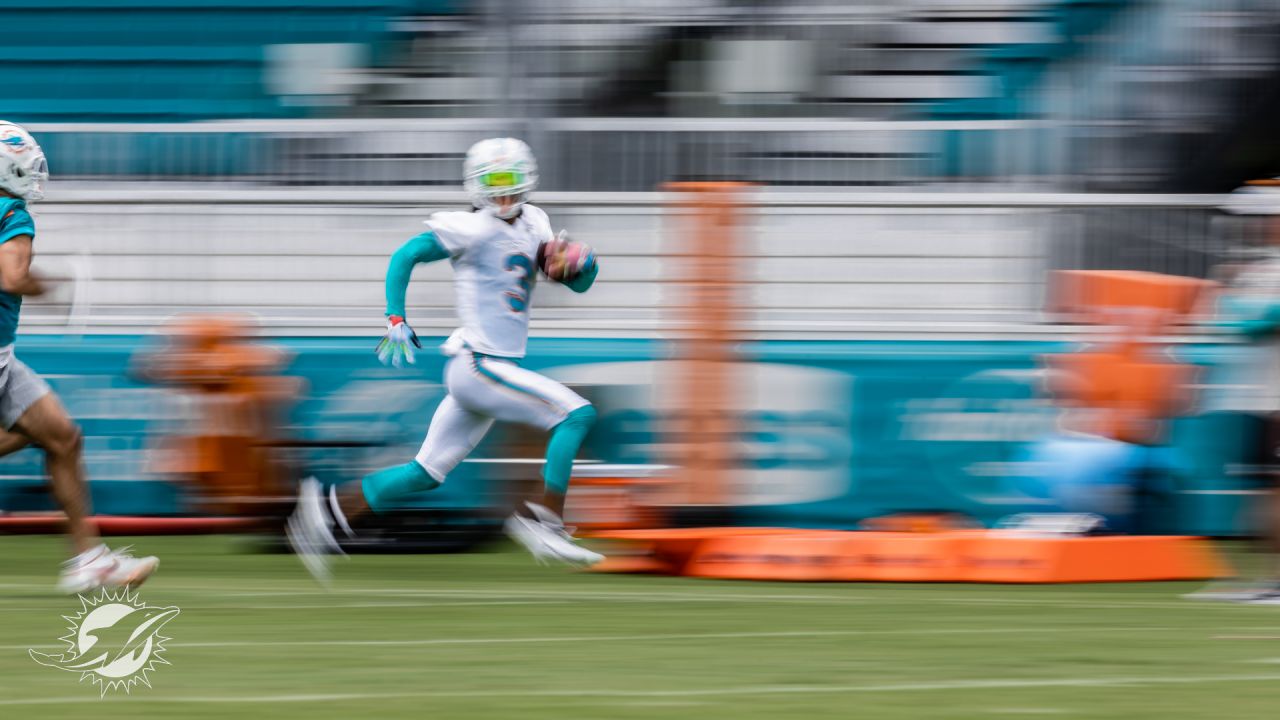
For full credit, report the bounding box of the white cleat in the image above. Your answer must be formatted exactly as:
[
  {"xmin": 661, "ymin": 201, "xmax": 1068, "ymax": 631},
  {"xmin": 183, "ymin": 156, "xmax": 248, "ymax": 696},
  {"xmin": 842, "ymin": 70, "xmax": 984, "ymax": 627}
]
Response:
[
  {"xmin": 286, "ymin": 477, "xmax": 344, "ymax": 585},
  {"xmin": 102, "ymin": 547, "xmax": 160, "ymax": 589},
  {"xmin": 57, "ymin": 545, "xmax": 160, "ymax": 595},
  {"xmin": 539, "ymin": 522, "xmax": 605, "ymax": 567},
  {"xmin": 504, "ymin": 514, "xmax": 557, "ymax": 566},
  {"xmin": 505, "ymin": 503, "xmax": 605, "ymax": 567},
  {"xmin": 524, "ymin": 503, "xmax": 603, "ymax": 565}
]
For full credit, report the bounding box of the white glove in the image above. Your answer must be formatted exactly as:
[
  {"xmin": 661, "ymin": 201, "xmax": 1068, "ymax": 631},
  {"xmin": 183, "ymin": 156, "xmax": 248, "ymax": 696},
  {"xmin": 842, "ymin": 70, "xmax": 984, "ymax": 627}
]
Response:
[{"xmin": 376, "ymin": 315, "xmax": 421, "ymax": 367}]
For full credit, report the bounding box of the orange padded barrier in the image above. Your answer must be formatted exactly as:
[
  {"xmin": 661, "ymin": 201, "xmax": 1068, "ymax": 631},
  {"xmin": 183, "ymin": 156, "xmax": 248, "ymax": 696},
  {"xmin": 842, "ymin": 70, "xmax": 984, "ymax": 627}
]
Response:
[
  {"xmin": 685, "ymin": 532, "xmax": 966, "ymax": 582},
  {"xmin": 950, "ymin": 532, "xmax": 1230, "ymax": 583},
  {"xmin": 589, "ymin": 527, "xmax": 797, "ymax": 575},
  {"xmin": 1050, "ymin": 270, "xmax": 1211, "ymax": 329},
  {"xmin": 588, "ymin": 528, "xmax": 1231, "ymax": 583},
  {"xmin": 588, "ymin": 544, "xmax": 681, "ymax": 575}
]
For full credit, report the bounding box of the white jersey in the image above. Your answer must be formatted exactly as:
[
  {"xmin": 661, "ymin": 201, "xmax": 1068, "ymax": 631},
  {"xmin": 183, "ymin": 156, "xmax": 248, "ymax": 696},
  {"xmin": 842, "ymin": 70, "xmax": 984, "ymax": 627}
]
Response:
[{"xmin": 426, "ymin": 204, "xmax": 554, "ymax": 358}]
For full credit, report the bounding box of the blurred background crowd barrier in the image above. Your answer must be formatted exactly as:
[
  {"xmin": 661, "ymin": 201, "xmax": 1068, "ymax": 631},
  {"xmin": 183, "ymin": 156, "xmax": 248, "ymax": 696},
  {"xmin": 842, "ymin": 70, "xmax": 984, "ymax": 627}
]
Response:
[{"xmin": 4, "ymin": 0, "xmax": 1280, "ymax": 545}]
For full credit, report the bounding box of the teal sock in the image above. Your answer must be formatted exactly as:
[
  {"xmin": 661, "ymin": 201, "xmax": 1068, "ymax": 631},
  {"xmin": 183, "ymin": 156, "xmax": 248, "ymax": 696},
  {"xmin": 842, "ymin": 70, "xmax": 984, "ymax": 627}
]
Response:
[
  {"xmin": 542, "ymin": 405, "xmax": 597, "ymax": 496},
  {"xmin": 361, "ymin": 461, "xmax": 440, "ymax": 513}
]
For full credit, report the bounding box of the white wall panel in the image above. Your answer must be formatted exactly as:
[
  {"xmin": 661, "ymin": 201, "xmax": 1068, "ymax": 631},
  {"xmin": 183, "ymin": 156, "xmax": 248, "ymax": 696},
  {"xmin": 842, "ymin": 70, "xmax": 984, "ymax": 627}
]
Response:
[{"xmin": 23, "ymin": 196, "xmax": 1058, "ymax": 338}]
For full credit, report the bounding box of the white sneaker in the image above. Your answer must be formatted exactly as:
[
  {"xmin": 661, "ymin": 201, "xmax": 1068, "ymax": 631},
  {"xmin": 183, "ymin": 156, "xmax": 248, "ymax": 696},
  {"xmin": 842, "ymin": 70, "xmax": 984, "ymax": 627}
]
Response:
[
  {"xmin": 285, "ymin": 477, "xmax": 343, "ymax": 584},
  {"xmin": 57, "ymin": 545, "xmax": 160, "ymax": 594},
  {"xmin": 505, "ymin": 503, "xmax": 605, "ymax": 567}
]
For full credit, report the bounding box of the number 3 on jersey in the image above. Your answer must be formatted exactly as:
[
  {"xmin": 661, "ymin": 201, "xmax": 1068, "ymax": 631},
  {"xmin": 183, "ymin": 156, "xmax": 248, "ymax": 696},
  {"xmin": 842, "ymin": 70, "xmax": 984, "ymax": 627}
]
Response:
[{"xmin": 504, "ymin": 253, "xmax": 535, "ymax": 313}]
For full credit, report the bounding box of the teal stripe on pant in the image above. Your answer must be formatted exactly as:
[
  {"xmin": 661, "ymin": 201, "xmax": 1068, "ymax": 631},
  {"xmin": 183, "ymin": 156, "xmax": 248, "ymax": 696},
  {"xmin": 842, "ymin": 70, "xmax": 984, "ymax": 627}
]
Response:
[{"xmin": 472, "ymin": 353, "xmax": 554, "ymax": 408}]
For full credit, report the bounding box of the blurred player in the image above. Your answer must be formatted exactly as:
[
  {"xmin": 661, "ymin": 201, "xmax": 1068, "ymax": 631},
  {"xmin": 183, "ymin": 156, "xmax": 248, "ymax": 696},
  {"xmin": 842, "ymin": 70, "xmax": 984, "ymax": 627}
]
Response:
[
  {"xmin": 0, "ymin": 121, "xmax": 158, "ymax": 593},
  {"xmin": 287, "ymin": 138, "xmax": 602, "ymax": 581},
  {"xmin": 1188, "ymin": 186, "xmax": 1280, "ymax": 603}
]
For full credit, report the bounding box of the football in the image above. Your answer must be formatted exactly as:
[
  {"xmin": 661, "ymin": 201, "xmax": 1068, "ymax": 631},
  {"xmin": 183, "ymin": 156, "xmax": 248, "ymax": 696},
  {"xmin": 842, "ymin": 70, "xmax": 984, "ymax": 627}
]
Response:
[{"xmin": 537, "ymin": 234, "xmax": 594, "ymax": 283}]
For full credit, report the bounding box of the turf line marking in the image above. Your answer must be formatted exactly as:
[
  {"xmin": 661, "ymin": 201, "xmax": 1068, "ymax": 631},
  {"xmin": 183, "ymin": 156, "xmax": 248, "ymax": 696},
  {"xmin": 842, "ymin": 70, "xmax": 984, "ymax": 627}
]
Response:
[
  {"xmin": 0, "ymin": 600, "xmax": 570, "ymax": 612},
  {"xmin": 233, "ymin": 585, "xmax": 1190, "ymax": 598},
  {"xmin": 0, "ymin": 583, "xmax": 1242, "ymax": 611},
  {"xmin": 172, "ymin": 588, "xmax": 880, "ymax": 603},
  {"xmin": 2, "ymin": 625, "xmax": 1184, "ymax": 651},
  {"xmin": 0, "ymin": 577, "xmax": 1215, "ymax": 600},
  {"xmin": 4, "ymin": 584, "xmax": 876, "ymax": 604},
  {"xmin": 14, "ymin": 581, "xmax": 1192, "ymax": 605},
  {"xmin": 4, "ymin": 673, "xmax": 1280, "ymax": 705},
  {"xmin": 327, "ymin": 586, "xmax": 1201, "ymax": 608},
  {"xmin": 623, "ymin": 700, "xmax": 711, "ymax": 708},
  {"xmin": 188, "ymin": 585, "xmax": 1188, "ymax": 609},
  {"xmin": 219, "ymin": 600, "xmax": 570, "ymax": 610},
  {"xmin": 0, "ymin": 586, "xmax": 1228, "ymax": 607}
]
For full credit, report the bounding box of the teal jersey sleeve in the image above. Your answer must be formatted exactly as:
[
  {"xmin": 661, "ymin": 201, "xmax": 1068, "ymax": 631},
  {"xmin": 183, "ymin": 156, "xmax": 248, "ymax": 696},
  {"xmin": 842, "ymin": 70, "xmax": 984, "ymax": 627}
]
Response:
[
  {"xmin": 0, "ymin": 200, "xmax": 30, "ymax": 346},
  {"xmin": 385, "ymin": 231, "xmax": 449, "ymax": 318},
  {"xmin": 0, "ymin": 205, "xmax": 34, "ymax": 245},
  {"xmin": 563, "ymin": 256, "xmax": 598, "ymax": 294}
]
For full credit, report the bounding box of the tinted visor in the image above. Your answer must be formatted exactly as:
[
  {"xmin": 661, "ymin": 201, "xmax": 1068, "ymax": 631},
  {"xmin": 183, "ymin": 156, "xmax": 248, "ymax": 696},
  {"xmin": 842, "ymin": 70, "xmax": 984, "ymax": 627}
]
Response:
[{"xmin": 480, "ymin": 171, "xmax": 525, "ymax": 190}]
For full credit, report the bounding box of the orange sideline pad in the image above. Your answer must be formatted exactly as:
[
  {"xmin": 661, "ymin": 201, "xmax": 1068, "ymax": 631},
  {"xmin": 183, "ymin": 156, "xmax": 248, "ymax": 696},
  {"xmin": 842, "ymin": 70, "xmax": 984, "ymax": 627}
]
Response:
[{"xmin": 585, "ymin": 529, "xmax": 1231, "ymax": 583}]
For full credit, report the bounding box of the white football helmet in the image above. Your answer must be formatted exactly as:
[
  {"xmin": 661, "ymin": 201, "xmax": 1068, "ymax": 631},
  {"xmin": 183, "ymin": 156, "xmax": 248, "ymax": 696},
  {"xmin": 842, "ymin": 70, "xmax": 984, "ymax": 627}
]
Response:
[
  {"xmin": 0, "ymin": 122, "xmax": 48, "ymax": 202},
  {"xmin": 463, "ymin": 137, "xmax": 538, "ymax": 219}
]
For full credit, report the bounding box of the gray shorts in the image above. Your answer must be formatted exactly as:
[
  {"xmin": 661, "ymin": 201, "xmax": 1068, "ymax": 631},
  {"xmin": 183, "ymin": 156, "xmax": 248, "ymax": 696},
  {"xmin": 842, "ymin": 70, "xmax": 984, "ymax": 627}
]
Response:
[{"xmin": 0, "ymin": 357, "xmax": 51, "ymax": 430}]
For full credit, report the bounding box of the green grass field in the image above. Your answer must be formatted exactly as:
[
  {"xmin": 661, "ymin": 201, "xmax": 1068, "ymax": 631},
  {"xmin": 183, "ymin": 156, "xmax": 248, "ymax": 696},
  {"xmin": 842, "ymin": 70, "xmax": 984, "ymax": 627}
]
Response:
[{"xmin": 2, "ymin": 535, "xmax": 1279, "ymax": 719}]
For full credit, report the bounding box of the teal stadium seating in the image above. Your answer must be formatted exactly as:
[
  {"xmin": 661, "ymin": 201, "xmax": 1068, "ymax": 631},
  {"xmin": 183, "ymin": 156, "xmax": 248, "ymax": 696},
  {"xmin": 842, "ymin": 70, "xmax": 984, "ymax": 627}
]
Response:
[
  {"xmin": 1, "ymin": 0, "xmax": 461, "ymax": 123},
  {"xmin": 928, "ymin": 0, "xmax": 1131, "ymax": 179},
  {"xmin": 931, "ymin": 0, "xmax": 1130, "ymax": 121}
]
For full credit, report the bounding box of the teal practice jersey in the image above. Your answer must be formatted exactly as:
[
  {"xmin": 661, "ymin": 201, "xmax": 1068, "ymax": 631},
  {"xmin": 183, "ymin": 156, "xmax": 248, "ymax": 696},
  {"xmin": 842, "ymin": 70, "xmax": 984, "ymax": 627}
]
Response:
[{"xmin": 0, "ymin": 197, "xmax": 33, "ymax": 346}]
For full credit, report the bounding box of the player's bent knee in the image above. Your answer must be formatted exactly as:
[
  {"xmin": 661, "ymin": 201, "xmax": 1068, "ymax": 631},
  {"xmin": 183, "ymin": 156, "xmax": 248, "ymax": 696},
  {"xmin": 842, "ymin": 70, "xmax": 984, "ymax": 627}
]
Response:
[
  {"xmin": 44, "ymin": 422, "xmax": 82, "ymax": 459},
  {"xmin": 558, "ymin": 403, "xmax": 596, "ymax": 431},
  {"xmin": 361, "ymin": 460, "xmax": 442, "ymax": 513}
]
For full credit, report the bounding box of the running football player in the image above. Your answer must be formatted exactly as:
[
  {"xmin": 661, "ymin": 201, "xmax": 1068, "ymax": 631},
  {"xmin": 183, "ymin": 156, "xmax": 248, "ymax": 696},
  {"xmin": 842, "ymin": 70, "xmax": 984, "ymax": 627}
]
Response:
[
  {"xmin": 287, "ymin": 138, "xmax": 602, "ymax": 581},
  {"xmin": 0, "ymin": 121, "xmax": 159, "ymax": 593}
]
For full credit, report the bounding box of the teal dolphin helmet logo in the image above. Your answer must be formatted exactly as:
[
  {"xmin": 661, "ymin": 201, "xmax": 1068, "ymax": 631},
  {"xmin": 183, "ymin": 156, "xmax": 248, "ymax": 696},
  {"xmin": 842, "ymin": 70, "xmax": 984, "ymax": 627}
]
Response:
[
  {"xmin": 0, "ymin": 120, "xmax": 48, "ymax": 200},
  {"xmin": 30, "ymin": 588, "xmax": 179, "ymax": 696}
]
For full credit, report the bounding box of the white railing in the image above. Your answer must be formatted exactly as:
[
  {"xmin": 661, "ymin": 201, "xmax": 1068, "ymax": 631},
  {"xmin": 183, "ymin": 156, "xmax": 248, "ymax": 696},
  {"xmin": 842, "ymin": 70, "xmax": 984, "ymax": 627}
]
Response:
[{"xmin": 17, "ymin": 190, "xmax": 1245, "ymax": 340}]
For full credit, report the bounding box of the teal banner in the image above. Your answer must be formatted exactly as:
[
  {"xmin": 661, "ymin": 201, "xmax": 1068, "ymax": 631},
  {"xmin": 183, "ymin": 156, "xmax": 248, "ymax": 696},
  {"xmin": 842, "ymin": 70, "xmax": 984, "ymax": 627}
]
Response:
[{"xmin": 0, "ymin": 336, "xmax": 1252, "ymax": 535}]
